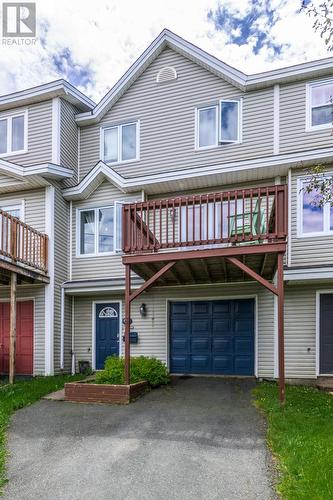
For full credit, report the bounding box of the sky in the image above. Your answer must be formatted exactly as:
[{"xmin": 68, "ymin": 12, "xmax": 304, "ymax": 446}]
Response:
[{"xmin": 0, "ymin": 0, "xmax": 331, "ymax": 103}]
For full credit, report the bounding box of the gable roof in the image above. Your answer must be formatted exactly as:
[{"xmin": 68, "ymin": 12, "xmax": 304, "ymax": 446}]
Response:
[
  {"xmin": 0, "ymin": 79, "xmax": 95, "ymax": 113},
  {"xmin": 75, "ymin": 28, "xmax": 333, "ymax": 126}
]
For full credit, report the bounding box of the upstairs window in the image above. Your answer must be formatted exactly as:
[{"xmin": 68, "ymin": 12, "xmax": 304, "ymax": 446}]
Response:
[
  {"xmin": 299, "ymin": 178, "xmax": 333, "ymax": 236},
  {"xmin": 102, "ymin": 122, "xmax": 138, "ymax": 164},
  {"xmin": 0, "ymin": 111, "xmax": 27, "ymax": 156},
  {"xmin": 196, "ymin": 99, "xmax": 241, "ymax": 149},
  {"xmin": 307, "ymin": 80, "xmax": 333, "ymax": 130},
  {"xmin": 78, "ymin": 204, "xmax": 123, "ymax": 256}
]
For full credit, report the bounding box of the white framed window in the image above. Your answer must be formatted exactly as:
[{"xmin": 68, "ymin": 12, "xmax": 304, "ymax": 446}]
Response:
[
  {"xmin": 101, "ymin": 121, "xmax": 139, "ymax": 164},
  {"xmin": 0, "ymin": 202, "xmax": 23, "ymax": 220},
  {"xmin": 77, "ymin": 203, "xmax": 123, "ymax": 256},
  {"xmin": 306, "ymin": 79, "xmax": 333, "ymax": 131},
  {"xmin": 195, "ymin": 99, "xmax": 242, "ymax": 149},
  {"xmin": 298, "ymin": 178, "xmax": 333, "ymax": 237},
  {"xmin": 0, "ymin": 110, "xmax": 27, "ymax": 156}
]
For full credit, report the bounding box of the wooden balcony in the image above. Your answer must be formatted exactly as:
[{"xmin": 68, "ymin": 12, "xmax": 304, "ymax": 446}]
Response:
[
  {"xmin": 122, "ymin": 185, "xmax": 287, "ymax": 255},
  {"xmin": 122, "ymin": 185, "xmax": 287, "ymax": 286},
  {"xmin": 0, "ymin": 210, "xmax": 49, "ymax": 284}
]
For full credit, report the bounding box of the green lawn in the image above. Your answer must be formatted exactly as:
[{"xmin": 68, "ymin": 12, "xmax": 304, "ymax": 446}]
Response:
[
  {"xmin": 254, "ymin": 382, "xmax": 333, "ymax": 500},
  {"xmin": 0, "ymin": 374, "xmax": 83, "ymax": 493}
]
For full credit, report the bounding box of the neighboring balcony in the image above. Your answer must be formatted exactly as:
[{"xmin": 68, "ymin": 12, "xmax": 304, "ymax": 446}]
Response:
[
  {"xmin": 0, "ymin": 210, "xmax": 49, "ymax": 284},
  {"xmin": 122, "ymin": 185, "xmax": 288, "ymax": 254}
]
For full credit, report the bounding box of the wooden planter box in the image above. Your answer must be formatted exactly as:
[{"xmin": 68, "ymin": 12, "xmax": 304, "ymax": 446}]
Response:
[{"xmin": 65, "ymin": 379, "xmax": 149, "ymax": 404}]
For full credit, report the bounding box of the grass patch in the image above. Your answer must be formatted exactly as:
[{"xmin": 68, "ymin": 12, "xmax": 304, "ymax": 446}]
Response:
[
  {"xmin": 254, "ymin": 382, "xmax": 333, "ymax": 499},
  {"xmin": 0, "ymin": 374, "xmax": 83, "ymax": 494}
]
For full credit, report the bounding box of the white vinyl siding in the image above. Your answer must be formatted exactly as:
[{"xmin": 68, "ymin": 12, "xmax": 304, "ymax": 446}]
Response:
[{"xmin": 79, "ymin": 47, "xmax": 274, "ymax": 180}]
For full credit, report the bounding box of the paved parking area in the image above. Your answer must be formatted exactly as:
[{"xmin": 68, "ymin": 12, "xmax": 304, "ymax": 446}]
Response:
[{"xmin": 4, "ymin": 377, "xmax": 276, "ymax": 500}]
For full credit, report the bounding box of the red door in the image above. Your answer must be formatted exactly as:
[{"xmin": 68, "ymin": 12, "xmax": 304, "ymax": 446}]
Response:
[{"xmin": 0, "ymin": 301, "xmax": 33, "ymax": 375}]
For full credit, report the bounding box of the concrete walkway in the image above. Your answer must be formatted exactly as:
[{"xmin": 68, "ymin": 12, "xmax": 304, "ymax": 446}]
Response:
[{"xmin": 4, "ymin": 377, "xmax": 276, "ymax": 500}]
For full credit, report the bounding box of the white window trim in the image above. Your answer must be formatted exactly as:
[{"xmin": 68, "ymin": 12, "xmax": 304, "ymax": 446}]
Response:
[
  {"xmin": 0, "ymin": 200, "xmax": 25, "ymax": 221},
  {"xmin": 219, "ymin": 98, "xmax": 242, "ymax": 144},
  {"xmin": 0, "ymin": 109, "xmax": 28, "ymax": 157},
  {"xmin": 100, "ymin": 120, "xmax": 140, "ymax": 165},
  {"xmin": 76, "ymin": 203, "xmax": 123, "ymax": 258},
  {"xmin": 195, "ymin": 105, "xmax": 219, "ymax": 150},
  {"xmin": 195, "ymin": 99, "xmax": 242, "ymax": 150},
  {"xmin": 306, "ymin": 79, "xmax": 333, "ymax": 132},
  {"xmin": 297, "ymin": 176, "xmax": 333, "ymax": 237}
]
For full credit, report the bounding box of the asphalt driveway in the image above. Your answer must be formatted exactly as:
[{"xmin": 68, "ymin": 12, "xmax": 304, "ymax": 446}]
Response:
[{"xmin": 4, "ymin": 377, "xmax": 275, "ymax": 500}]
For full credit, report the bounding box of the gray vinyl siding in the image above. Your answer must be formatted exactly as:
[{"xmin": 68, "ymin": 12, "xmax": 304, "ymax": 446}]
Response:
[
  {"xmin": 60, "ymin": 99, "xmax": 79, "ymax": 187},
  {"xmin": 73, "ymin": 283, "xmax": 275, "ymax": 378},
  {"xmin": 0, "ymin": 187, "xmax": 45, "ymax": 231},
  {"xmin": 0, "ymin": 285, "xmax": 45, "ymax": 375},
  {"xmin": 279, "ymin": 78, "xmax": 333, "ymax": 154},
  {"xmin": 53, "ymin": 186, "xmax": 70, "ymax": 372},
  {"xmin": 79, "ymin": 47, "xmax": 274, "ymax": 180},
  {"xmin": 1, "ymin": 101, "xmax": 53, "ymax": 166},
  {"xmin": 290, "ymin": 167, "xmax": 333, "ymax": 266},
  {"xmin": 71, "ymin": 180, "xmax": 141, "ymax": 280}
]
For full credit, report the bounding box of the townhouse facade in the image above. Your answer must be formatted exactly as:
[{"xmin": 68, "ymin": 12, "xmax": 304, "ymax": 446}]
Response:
[{"xmin": 0, "ymin": 30, "xmax": 333, "ymax": 381}]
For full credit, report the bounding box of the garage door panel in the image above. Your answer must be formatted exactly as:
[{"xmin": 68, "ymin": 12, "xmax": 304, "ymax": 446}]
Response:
[
  {"xmin": 170, "ymin": 355, "xmax": 189, "ymax": 373},
  {"xmin": 191, "ymin": 355, "xmax": 210, "ymax": 373},
  {"xmin": 235, "ymin": 319, "xmax": 255, "ymax": 334},
  {"xmin": 212, "ymin": 337, "xmax": 232, "ymax": 353},
  {"xmin": 212, "ymin": 355, "xmax": 233, "ymax": 373},
  {"xmin": 212, "ymin": 319, "xmax": 232, "ymax": 333},
  {"xmin": 192, "ymin": 319, "xmax": 210, "ymax": 335},
  {"xmin": 170, "ymin": 299, "xmax": 254, "ymax": 375},
  {"xmin": 191, "ymin": 338, "xmax": 210, "ymax": 353},
  {"xmin": 234, "ymin": 356, "xmax": 254, "ymax": 375},
  {"xmin": 192, "ymin": 302, "xmax": 211, "ymax": 315}
]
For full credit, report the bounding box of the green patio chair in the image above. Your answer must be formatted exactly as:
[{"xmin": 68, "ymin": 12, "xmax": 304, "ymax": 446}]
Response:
[{"xmin": 228, "ymin": 199, "xmax": 266, "ymax": 238}]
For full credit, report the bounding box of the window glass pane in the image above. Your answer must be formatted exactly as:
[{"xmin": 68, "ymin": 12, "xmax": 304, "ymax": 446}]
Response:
[
  {"xmin": 98, "ymin": 207, "xmax": 114, "ymax": 253},
  {"xmin": 312, "ymin": 83, "xmax": 333, "ymax": 106},
  {"xmin": 12, "ymin": 115, "xmax": 24, "ymax": 151},
  {"xmin": 3, "ymin": 207, "xmax": 20, "ymax": 218},
  {"xmin": 0, "ymin": 119, "xmax": 7, "ymax": 154},
  {"xmin": 104, "ymin": 127, "xmax": 118, "ymax": 163},
  {"xmin": 302, "ymin": 186, "xmax": 324, "ymax": 233},
  {"xmin": 80, "ymin": 210, "xmax": 95, "ymax": 254},
  {"xmin": 221, "ymin": 101, "xmax": 239, "ymax": 142},
  {"xmin": 122, "ymin": 124, "xmax": 136, "ymax": 161},
  {"xmin": 198, "ymin": 107, "xmax": 216, "ymax": 147},
  {"xmin": 312, "ymin": 104, "xmax": 333, "ymax": 126}
]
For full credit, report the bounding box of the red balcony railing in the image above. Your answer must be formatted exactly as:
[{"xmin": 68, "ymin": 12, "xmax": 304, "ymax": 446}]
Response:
[
  {"xmin": 0, "ymin": 209, "xmax": 48, "ymax": 273},
  {"xmin": 122, "ymin": 185, "xmax": 287, "ymax": 254}
]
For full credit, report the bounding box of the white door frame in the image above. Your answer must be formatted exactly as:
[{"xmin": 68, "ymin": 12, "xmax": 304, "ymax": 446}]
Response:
[
  {"xmin": 166, "ymin": 295, "xmax": 258, "ymax": 377},
  {"xmin": 92, "ymin": 300, "xmax": 122, "ymax": 371},
  {"xmin": 316, "ymin": 289, "xmax": 333, "ymax": 377}
]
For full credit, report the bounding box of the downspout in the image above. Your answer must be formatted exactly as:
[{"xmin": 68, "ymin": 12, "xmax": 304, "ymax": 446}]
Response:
[
  {"xmin": 60, "ymin": 286, "xmax": 65, "ymax": 370},
  {"xmin": 71, "ymin": 296, "xmax": 75, "ymax": 374}
]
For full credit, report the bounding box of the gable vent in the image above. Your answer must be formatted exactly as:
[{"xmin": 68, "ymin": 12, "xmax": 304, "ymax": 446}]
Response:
[{"xmin": 156, "ymin": 66, "xmax": 177, "ymax": 83}]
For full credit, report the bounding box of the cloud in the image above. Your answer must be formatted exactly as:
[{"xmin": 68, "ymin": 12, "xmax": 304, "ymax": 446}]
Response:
[{"xmin": 0, "ymin": 0, "xmax": 330, "ymax": 102}]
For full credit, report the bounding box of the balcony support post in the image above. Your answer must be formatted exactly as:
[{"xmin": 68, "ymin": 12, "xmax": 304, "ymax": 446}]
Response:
[
  {"xmin": 277, "ymin": 252, "xmax": 285, "ymax": 405},
  {"xmin": 124, "ymin": 264, "xmax": 131, "ymax": 385},
  {"xmin": 9, "ymin": 271, "xmax": 17, "ymax": 385}
]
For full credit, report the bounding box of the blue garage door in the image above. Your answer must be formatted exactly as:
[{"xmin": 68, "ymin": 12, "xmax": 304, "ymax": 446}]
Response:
[{"xmin": 169, "ymin": 299, "xmax": 255, "ymax": 375}]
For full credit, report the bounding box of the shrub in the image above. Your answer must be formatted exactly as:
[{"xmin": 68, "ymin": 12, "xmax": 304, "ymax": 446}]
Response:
[{"xmin": 95, "ymin": 355, "xmax": 170, "ymax": 387}]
